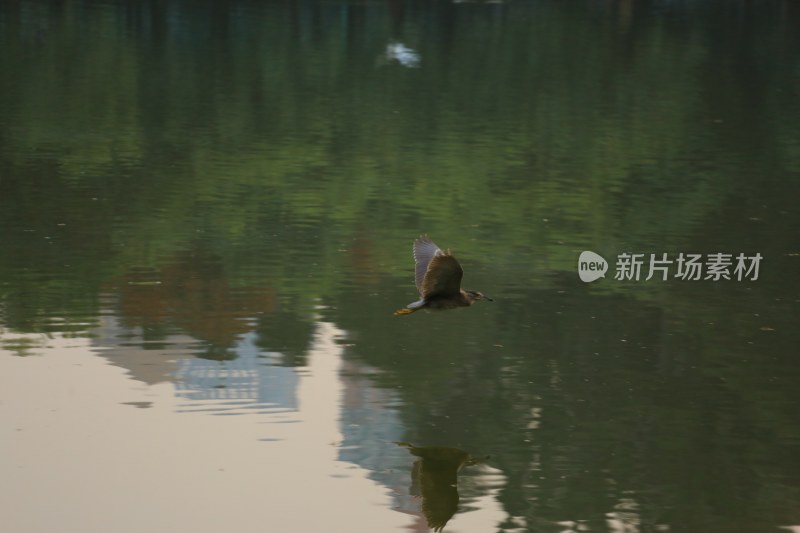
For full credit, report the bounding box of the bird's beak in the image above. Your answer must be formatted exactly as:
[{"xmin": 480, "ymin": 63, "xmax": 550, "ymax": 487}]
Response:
[{"xmin": 484, "ymin": 295, "xmax": 494, "ymax": 302}]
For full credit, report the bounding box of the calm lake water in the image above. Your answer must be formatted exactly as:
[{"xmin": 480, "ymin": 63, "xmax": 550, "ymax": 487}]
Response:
[{"xmin": 2, "ymin": 1, "xmax": 800, "ymax": 532}]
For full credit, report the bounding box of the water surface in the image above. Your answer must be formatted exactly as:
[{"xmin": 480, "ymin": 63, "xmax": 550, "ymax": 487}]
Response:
[{"xmin": 1, "ymin": 1, "xmax": 799, "ymax": 532}]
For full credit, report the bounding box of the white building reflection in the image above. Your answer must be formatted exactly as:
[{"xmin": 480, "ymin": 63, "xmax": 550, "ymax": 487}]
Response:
[
  {"xmin": 87, "ymin": 311, "xmax": 506, "ymax": 528},
  {"xmin": 90, "ymin": 314, "xmax": 298, "ymax": 415},
  {"xmin": 173, "ymin": 332, "xmax": 299, "ymax": 415}
]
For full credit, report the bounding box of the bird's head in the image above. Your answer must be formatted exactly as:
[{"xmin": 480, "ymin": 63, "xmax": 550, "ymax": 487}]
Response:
[{"xmin": 465, "ymin": 290, "xmax": 493, "ymax": 303}]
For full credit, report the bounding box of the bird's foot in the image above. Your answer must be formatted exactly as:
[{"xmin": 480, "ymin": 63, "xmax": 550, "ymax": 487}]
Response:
[{"xmin": 393, "ymin": 308, "xmax": 414, "ymax": 316}]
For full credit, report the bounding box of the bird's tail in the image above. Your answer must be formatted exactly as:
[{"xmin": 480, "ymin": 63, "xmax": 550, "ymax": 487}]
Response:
[{"xmin": 394, "ymin": 299, "xmax": 425, "ymax": 316}]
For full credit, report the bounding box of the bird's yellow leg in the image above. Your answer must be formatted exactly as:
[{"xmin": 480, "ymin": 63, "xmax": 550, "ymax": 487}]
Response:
[{"xmin": 393, "ymin": 308, "xmax": 416, "ymax": 316}]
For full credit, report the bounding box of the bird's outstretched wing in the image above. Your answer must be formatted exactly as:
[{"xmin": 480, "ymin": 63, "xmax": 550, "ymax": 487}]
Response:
[
  {"xmin": 413, "ymin": 236, "xmax": 442, "ymax": 293},
  {"xmin": 413, "ymin": 236, "xmax": 463, "ymax": 298},
  {"xmin": 422, "ymin": 253, "xmax": 463, "ymax": 298}
]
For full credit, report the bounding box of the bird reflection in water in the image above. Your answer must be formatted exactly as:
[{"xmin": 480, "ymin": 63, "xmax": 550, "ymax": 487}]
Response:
[
  {"xmin": 395, "ymin": 442, "xmax": 489, "ymax": 532},
  {"xmin": 394, "ymin": 235, "xmax": 492, "ymax": 316}
]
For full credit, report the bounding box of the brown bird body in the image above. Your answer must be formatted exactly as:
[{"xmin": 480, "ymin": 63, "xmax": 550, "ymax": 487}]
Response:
[{"xmin": 394, "ymin": 235, "xmax": 491, "ymax": 315}]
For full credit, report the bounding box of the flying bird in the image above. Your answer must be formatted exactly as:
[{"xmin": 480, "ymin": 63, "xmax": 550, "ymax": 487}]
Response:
[{"xmin": 394, "ymin": 235, "xmax": 492, "ymax": 316}]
